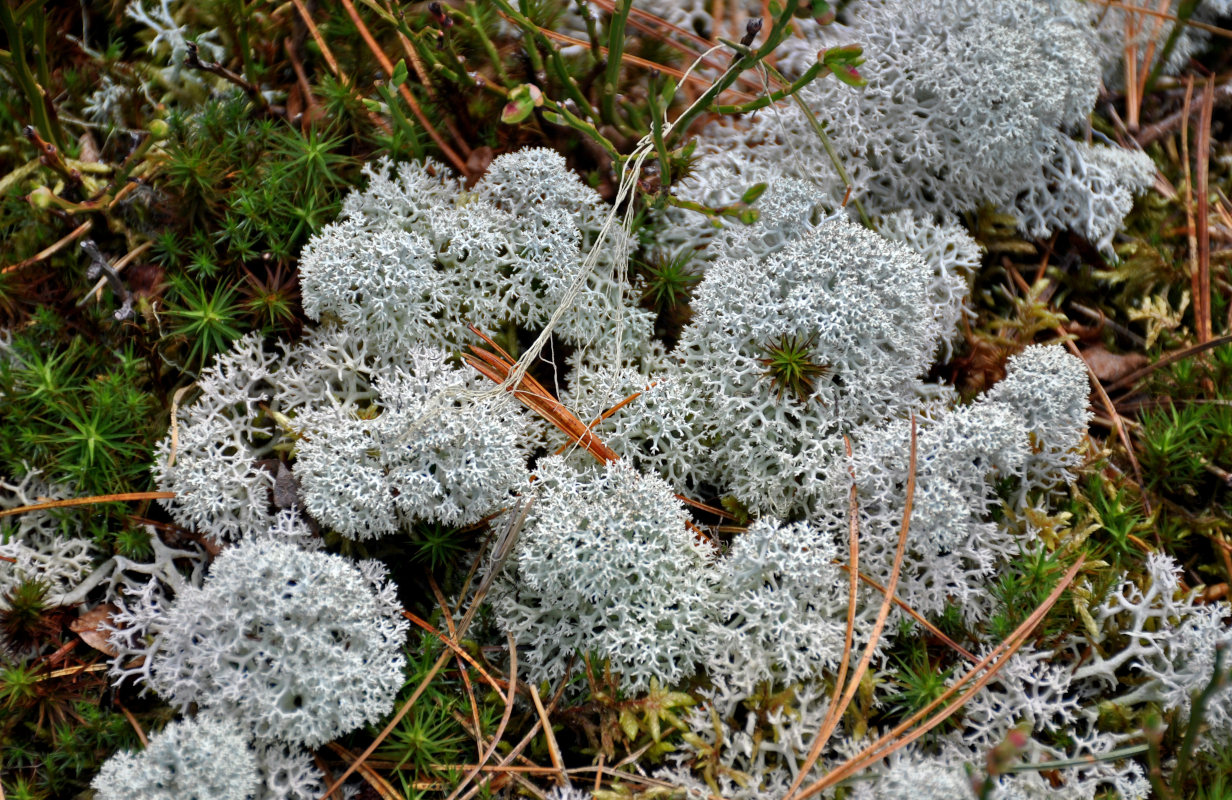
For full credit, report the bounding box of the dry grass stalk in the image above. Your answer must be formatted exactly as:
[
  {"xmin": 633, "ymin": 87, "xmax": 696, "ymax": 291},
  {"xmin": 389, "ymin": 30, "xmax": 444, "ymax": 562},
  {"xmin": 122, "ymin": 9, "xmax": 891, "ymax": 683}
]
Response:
[
  {"xmin": 1, "ymin": 219, "xmax": 92, "ymax": 275},
  {"xmin": 1196, "ymin": 75, "xmax": 1215, "ymax": 343},
  {"xmin": 427, "ymin": 575, "xmax": 486, "ymax": 761},
  {"xmin": 793, "ymin": 554, "xmax": 1088, "ymax": 798},
  {"xmin": 321, "ymin": 505, "xmax": 530, "ymax": 798},
  {"xmin": 784, "ymin": 419, "xmax": 918, "ymax": 800},
  {"xmin": 400, "ymin": 609, "xmax": 506, "ymax": 697},
  {"xmin": 441, "ymin": 633, "xmax": 521, "ymax": 800},
  {"xmin": 325, "ymin": 742, "xmax": 403, "ymax": 800},
  {"xmin": 0, "ymin": 491, "xmax": 176, "ymax": 519},
  {"xmin": 530, "ymin": 684, "xmax": 569, "ymax": 786}
]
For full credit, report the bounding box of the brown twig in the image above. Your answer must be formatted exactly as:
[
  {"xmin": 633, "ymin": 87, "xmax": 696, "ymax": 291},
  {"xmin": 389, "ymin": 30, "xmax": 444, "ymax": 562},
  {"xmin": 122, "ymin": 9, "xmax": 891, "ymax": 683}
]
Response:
[
  {"xmin": 792, "ymin": 555, "xmax": 1087, "ymax": 799},
  {"xmin": 1196, "ymin": 75, "xmax": 1214, "ymax": 343},
  {"xmin": 319, "ymin": 504, "xmax": 528, "ymax": 799},
  {"xmin": 428, "ymin": 575, "xmax": 485, "ymax": 761},
  {"xmin": 1134, "ymin": 78, "xmax": 1232, "ymax": 146},
  {"xmin": 1, "ymin": 219, "xmax": 92, "ymax": 275},
  {"xmin": 0, "ymin": 491, "xmax": 176, "ymax": 519},
  {"xmin": 116, "ymin": 700, "xmax": 148, "ymax": 747},
  {"xmin": 324, "ymin": 743, "xmax": 403, "ymax": 800},
  {"xmin": 23, "ymin": 126, "xmax": 82, "ymax": 188},
  {"xmin": 1104, "ymin": 333, "xmax": 1232, "ymax": 393},
  {"xmin": 784, "ymin": 418, "xmax": 918, "ymax": 800},
  {"xmin": 443, "ymin": 633, "xmax": 520, "ymax": 800},
  {"xmin": 184, "ymin": 42, "xmax": 272, "ymax": 114}
]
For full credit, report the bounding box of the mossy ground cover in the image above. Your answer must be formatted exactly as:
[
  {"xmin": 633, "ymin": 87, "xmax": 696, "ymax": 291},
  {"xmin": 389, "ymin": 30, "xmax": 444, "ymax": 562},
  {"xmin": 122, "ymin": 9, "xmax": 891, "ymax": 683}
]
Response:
[{"xmin": 1, "ymin": 2, "xmax": 1232, "ymax": 798}]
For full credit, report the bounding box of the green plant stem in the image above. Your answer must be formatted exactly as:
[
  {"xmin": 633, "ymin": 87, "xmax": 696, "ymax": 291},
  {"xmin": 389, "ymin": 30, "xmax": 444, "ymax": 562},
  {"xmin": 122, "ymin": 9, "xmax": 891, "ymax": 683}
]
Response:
[
  {"xmin": 1002, "ymin": 744, "xmax": 1151, "ymax": 773},
  {"xmin": 713, "ymin": 61, "xmax": 826, "ymax": 114},
  {"xmin": 1174, "ymin": 643, "xmax": 1228, "ymax": 787},
  {"xmin": 665, "ymin": 0, "xmax": 800, "ymax": 148},
  {"xmin": 647, "ymin": 72, "xmax": 672, "ymax": 189},
  {"xmin": 542, "ymin": 100, "xmax": 621, "ymax": 162},
  {"xmin": 1145, "ymin": 0, "xmax": 1202, "ymax": 94},
  {"xmin": 576, "ymin": 0, "xmax": 603, "ymax": 60},
  {"xmin": 762, "ymin": 61, "xmax": 872, "ymax": 228},
  {"xmin": 602, "ymin": 0, "xmax": 633, "ymax": 129},
  {"xmin": 232, "ymin": 0, "xmax": 259, "ymax": 89},
  {"xmin": 463, "ymin": 1, "xmax": 512, "ymax": 86},
  {"xmin": 487, "ymin": 0, "xmax": 600, "ymax": 122},
  {"xmin": 665, "ymin": 194, "xmax": 742, "ymax": 220},
  {"xmin": 0, "ymin": 1, "xmax": 64, "ymax": 151}
]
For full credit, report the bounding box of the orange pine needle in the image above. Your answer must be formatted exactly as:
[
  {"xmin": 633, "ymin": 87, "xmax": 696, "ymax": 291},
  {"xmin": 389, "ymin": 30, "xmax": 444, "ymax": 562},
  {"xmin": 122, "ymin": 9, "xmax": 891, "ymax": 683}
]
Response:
[{"xmin": 0, "ymin": 491, "xmax": 176, "ymax": 519}]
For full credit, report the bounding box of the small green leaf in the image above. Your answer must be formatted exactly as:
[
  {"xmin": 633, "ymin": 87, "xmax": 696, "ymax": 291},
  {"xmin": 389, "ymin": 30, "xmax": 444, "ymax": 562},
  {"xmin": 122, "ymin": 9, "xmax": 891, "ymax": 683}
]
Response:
[
  {"xmin": 738, "ymin": 207, "xmax": 760, "ymax": 225},
  {"xmin": 619, "ymin": 709, "xmax": 639, "ymax": 741},
  {"xmin": 741, "ymin": 182, "xmax": 768, "ymax": 205},
  {"xmin": 390, "ymin": 58, "xmax": 408, "ymax": 87}
]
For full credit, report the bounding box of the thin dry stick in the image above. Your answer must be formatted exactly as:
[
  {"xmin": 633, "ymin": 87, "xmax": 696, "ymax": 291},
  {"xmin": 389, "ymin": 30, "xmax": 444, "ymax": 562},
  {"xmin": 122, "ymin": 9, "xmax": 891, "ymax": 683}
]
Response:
[
  {"xmin": 390, "ymin": 27, "xmax": 474, "ymax": 159},
  {"xmin": 427, "ymin": 576, "xmax": 485, "ymax": 760},
  {"xmin": 290, "ymin": 0, "xmax": 345, "ymax": 80},
  {"xmin": 1093, "ymin": 0, "xmax": 1232, "ymax": 38},
  {"xmin": 1196, "ymin": 75, "xmax": 1215, "ymax": 343},
  {"xmin": 525, "ymin": 25, "xmax": 760, "ymax": 101},
  {"xmin": 1134, "ymin": 0, "xmax": 1172, "ymax": 106},
  {"xmin": 784, "ymin": 418, "xmax": 918, "ymax": 800},
  {"xmin": 1068, "ymin": 335, "xmax": 1153, "ymax": 518},
  {"xmin": 401, "ymin": 609, "xmax": 504, "ymax": 696},
  {"xmin": 0, "ymin": 491, "xmax": 176, "ymax": 519},
  {"xmin": 1105, "ymin": 333, "xmax": 1232, "ymax": 392},
  {"xmin": 585, "ymin": 0, "xmax": 768, "ymax": 82},
  {"xmin": 820, "ymin": 436, "xmax": 863, "ymax": 763},
  {"xmin": 1183, "ymin": 76, "xmax": 1199, "ymax": 337},
  {"xmin": 116, "ymin": 700, "xmax": 148, "ymax": 747},
  {"xmin": 319, "ymin": 643, "xmax": 451, "ymax": 799},
  {"xmin": 441, "ymin": 633, "xmax": 521, "ymax": 800},
  {"xmin": 1, "ymin": 219, "xmax": 92, "ymax": 275},
  {"xmin": 794, "ymin": 555, "xmax": 1088, "ymax": 800},
  {"xmin": 285, "ymin": 37, "xmax": 323, "ymax": 121},
  {"xmin": 836, "ymin": 565, "xmax": 978, "ymax": 663},
  {"xmin": 84, "ymin": 240, "xmax": 152, "ymax": 303},
  {"xmin": 1124, "ymin": 1, "xmax": 1140, "ymax": 129},
  {"xmin": 320, "ymin": 506, "xmax": 527, "ymax": 798},
  {"xmin": 289, "ymin": 0, "xmax": 393, "ymax": 135},
  {"xmin": 454, "ymin": 667, "xmax": 575, "ymax": 800},
  {"xmin": 337, "ymin": 0, "xmax": 468, "ymax": 174},
  {"xmin": 530, "ymin": 684, "xmax": 569, "ymax": 786},
  {"xmin": 324, "ymin": 743, "xmax": 403, "ymax": 800}
]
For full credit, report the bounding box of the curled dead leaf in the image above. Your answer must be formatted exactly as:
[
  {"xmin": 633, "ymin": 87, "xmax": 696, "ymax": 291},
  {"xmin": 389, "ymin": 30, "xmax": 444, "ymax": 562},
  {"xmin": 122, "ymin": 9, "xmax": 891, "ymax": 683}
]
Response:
[{"xmin": 70, "ymin": 603, "xmax": 119, "ymax": 656}]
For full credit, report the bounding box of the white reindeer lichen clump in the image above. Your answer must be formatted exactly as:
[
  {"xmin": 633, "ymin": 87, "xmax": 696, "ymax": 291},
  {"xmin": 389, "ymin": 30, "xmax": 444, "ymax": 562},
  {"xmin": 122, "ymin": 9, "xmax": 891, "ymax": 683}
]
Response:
[{"xmin": 125, "ymin": 536, "xmax": 408, "ymax": 748}]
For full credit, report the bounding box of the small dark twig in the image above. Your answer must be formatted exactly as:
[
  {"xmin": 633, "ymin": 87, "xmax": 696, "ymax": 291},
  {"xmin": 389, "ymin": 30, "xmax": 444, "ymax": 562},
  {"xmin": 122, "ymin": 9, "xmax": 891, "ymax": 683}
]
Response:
[
  {"xmin": 184, "ymin": 41, "xmax": 273, "ymax": 114},
  {"xmin": 80, "ymin": 239, "xmax": 133, "ymax": 320},
  {"xmin": 1135, "ymin": 81, "xmax": 1232, "ymax": 146},
  {"xmin": 23, "ymin": 126, "xmax": 82, "ymax": 189}
]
